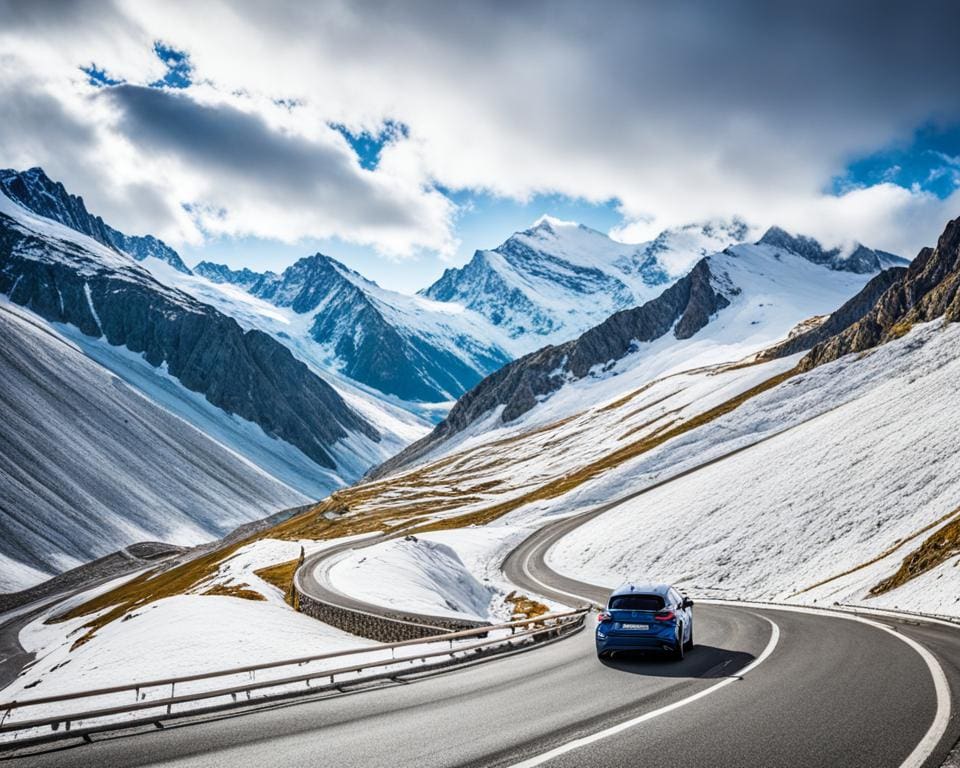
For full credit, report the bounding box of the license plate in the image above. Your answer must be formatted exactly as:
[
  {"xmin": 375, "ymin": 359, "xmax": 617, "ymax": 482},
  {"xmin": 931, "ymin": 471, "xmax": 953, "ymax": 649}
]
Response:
[{"xmin": 621, "ymin": 623, "xmax": 649, "ymax": 630}]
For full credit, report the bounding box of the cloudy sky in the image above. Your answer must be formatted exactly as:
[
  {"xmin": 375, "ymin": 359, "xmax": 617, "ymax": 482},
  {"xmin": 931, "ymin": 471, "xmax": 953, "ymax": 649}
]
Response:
[{"xmin": 2, "ymin": 0, "xmax": 959, "ymax": 292}]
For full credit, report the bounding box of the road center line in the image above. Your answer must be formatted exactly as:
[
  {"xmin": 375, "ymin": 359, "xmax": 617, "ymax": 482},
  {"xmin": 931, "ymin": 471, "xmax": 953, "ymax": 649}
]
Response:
[
  {"xmin": 505, "ymin": 616, "xmax": 781, "ymax": 768},
  {"xmin": 518, "ymin": 545, "xmax": 953, "ymax": 768},
  {"xmin": 699, "ymin": 600, "xmax": 952, "ymax": 768}
]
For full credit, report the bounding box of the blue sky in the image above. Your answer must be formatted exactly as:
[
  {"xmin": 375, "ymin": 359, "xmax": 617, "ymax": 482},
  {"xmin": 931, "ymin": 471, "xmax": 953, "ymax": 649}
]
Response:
[
  {"xmin": 832, "ymin": 124, "xmax": 960, "ymax": 201},
  {"xmin": 181, "ymin": 192, "xmax": 624, "ymax": 293}
]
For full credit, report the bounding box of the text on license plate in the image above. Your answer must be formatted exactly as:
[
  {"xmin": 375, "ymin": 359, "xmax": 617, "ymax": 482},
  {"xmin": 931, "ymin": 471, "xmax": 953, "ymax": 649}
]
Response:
[{"xmin": 621, "ymin": 623, "xmax": 649, "ymax": 630}]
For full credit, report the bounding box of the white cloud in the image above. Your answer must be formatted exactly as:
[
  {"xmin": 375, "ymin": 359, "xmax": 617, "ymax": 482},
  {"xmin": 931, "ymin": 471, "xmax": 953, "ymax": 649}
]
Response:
[{"xmin": 0, "ymin": 0, "xmax": 958, "ymax": 259}]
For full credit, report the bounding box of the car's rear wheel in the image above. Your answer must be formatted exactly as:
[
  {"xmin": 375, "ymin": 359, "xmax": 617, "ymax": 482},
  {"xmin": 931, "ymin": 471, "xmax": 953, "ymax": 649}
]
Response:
[
  {"xmin": 673, "ymin": 625, "xmax": 685, "ymax": 661},
  {"xmin": 684, "ymin": 622, "xmax": 694, "ymax": 651}
]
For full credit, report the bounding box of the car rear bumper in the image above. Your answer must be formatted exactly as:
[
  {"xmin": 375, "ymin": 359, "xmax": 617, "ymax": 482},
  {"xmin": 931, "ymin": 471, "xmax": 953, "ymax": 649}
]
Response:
[{"xmin": 596, "ymin": 624, "xmax": 678, "ymax": 654}]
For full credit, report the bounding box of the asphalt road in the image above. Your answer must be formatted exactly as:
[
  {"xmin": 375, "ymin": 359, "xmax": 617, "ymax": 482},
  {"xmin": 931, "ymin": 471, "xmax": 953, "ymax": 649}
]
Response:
[{"xmin": 4, "ymin": 507, "xmax": 959, "ymax": 768}]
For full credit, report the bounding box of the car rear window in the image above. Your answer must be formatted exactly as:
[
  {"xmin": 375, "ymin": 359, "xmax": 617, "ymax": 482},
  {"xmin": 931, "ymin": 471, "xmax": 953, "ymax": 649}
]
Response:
[{"xmin": 608, "ymin": 594, "xmax": 664, "ymax": 611}]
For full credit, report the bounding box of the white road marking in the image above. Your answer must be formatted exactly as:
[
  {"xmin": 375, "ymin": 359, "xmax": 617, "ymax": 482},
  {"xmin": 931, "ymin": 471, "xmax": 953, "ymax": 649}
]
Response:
[
  {"xmin": 506, "ymin": 616, "xmax": 781, "ymax": 768},
  {"xmin": 700, "ymin": 599, "xmax": 953, "ymax": 768},
  {"xmin": 517, "ymin": 547, "xmax": 953, "ymax": 768}
]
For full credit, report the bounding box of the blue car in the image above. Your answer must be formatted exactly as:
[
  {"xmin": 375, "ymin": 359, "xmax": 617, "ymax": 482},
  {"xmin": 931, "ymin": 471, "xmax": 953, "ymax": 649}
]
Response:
[{"xmin": 595, "ymin": 583, "xmax": 694, "ymax": 660}]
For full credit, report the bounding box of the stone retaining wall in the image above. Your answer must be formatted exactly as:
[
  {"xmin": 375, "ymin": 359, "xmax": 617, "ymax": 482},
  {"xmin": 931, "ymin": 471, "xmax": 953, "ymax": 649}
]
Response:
[{"xmin": 293, "ymin": 583, "xmax": 490, "ymax": 643}]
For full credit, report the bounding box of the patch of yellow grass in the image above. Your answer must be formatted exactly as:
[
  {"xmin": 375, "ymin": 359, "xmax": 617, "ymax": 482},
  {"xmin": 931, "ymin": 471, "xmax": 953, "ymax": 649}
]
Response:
[
  {"xmin": 870, "ymin": 509, "xmax": 960, "ymax": 595},
  {"xmin": 886, "ymin": 320, "xmax": 914, "ymax": 340},
  {"xmin": 254, "ymin": 551, "xmax": 303, "ymax": 607},
  {"xmin": 505, "ymin": 591, "xmax": 550, "ymax": 620},
  {"xmin": 791, "ymin": 506, "xmax": 960, "ymax": 596},
  {"xmin": 203, "ymin": 583, "xmax": 266, "ymax": 601}
]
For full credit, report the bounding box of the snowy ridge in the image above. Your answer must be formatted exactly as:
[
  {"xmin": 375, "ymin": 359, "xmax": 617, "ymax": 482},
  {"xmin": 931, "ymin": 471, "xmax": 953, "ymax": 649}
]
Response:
[
  {"xmin": 0, "ymin": 182, "xmax": 399, "ymax": 496},
  {"xmin": 0, "ymin": 298, "xmax": 307, "ymax": 591},
  {"xmin": 0, "ymin": 167, "xmax": 192, "ymax": 273},
  {"xmin": 423, "ymin": 217, "xmax": 754, "ymax": 348},
  {"xmin": 377, "ymin": 236, "xmax": 883, "ymax": 476}
]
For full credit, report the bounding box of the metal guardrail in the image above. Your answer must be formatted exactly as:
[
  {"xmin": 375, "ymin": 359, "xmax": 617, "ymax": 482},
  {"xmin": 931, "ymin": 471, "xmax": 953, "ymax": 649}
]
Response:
[
  {"xmin": 0, "ymin": 608, "xmax": 588, "ymax": 743},
  {"xmin": 700, "ymin": 596, "xmax": 960, "ymax": 627}
]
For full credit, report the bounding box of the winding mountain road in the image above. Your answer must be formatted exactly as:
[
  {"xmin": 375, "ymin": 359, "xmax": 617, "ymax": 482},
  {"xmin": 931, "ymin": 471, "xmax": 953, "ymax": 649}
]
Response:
[{"xmin": 5, "ymin": 500, "xmax": 959, "ymax": 768}]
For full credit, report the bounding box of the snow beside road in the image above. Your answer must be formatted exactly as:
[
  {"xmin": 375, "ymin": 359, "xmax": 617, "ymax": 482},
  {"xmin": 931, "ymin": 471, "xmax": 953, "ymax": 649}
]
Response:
[
  {"xmin": 325, "ymin": 526, "xmax": 570, "ymax": 622},
  {"xmin": 546, "ymin": 319, "xmax": 960, "ymax": 617},
  {"xmin": 328, "ymin": 536, "xmax": 499, "ymax": 621}
]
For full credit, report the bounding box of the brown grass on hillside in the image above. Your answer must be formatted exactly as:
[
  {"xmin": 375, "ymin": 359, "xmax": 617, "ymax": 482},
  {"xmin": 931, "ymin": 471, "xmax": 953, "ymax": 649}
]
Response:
[
  {"xmin": 791, "ymin": 506, "xmax": 960, "ymax": 597},
  {"xmin": 886, "ymin": 320, "xmax": 914, "ymax": 341},
  {"xmin": 254, "ymin": 550, "xmax": 304, "ymax": 607},
  {"xmin": 870, "ymin": 510, "xmax": 960, "ymax": 595},
  {"xmin": 203, "ymin": 583, "xmax": 266, "ymax": 601},
  {"xmin": 55, "ymin": 364, "xmax": 800, "ymax": 644}
]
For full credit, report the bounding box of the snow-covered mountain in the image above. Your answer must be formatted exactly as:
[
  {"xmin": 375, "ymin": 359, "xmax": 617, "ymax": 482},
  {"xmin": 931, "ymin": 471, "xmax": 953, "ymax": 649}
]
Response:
[
  {"xmin": 0, "ymin": 299, "xmax": 307, "ymax": 591},
  {"xmin": 0, "ymin": 167, "xmax": 192, "ymax": 274},
  {"xmin": 188, "ymin": 216, "xmax": 757, "ymax": 406},
  {"xmin": 0, "ymin": 182, "xmax": 395, "ymax": 500},
  {"xmin": 195, "ymin": 260, "xmax": 271, "ymax": 290},
  {"xmin": 421, "ymin": 216, "xmax": 753, "ymax": 346},
  {"xmin": 376, "ymin": 229, "xmax": 907, "ymax": 474},
  {"xmin": 179, "ymin": 253, "xmax": 514, "ymax": 403}
]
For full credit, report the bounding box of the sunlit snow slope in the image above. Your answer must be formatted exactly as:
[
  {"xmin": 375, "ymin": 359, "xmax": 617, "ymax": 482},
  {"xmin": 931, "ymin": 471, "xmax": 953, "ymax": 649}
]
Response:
[{"xmin": 0, "ymin": 299, "xmax": 307, "ymax": 591}]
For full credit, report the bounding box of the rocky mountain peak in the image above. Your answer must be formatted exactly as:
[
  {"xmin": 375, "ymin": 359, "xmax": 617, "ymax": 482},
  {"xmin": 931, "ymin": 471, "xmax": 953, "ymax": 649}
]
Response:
[
  {"xmin": 800, "ymin": 214, "xmax": 960, "ymax": 371},
  {"xmin": 0, "ymin": 167, "xmax": 192, "ymax": 274},
  {"xmin": 757, "ymin": 225, "xmax": 906, "ymax": 274}
]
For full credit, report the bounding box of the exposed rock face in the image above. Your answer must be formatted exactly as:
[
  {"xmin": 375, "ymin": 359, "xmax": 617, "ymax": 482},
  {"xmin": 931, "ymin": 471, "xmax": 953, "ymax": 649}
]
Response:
[
  {"xmin": 0, "ymin": 167, "xmax": 192, "ymax": 274},
  {"xmin": 760, "ymin": 267, "xmax": 907, "ymax": 360},
  {"xmin": 194, "ymin": 261, "xmax": 269, "ymax": 290},
  {"xmin": 758, "ymin": 226, "xmax": 906, "ymax": 274},
  {"xmin": 0, "ymin": 212, "xmax": 378, "ymax": 468},
  {"xmin": 372, "ymin": 258, "xmax": 730, "ymax": 477},
  {"xmin": 800, "ymin": 216, "xmax": 960, "ymax": 371},
  {"xmin": 421, "ymin": 217, "xmax": 749, "ymax": 343},
  {"xmin": 198, "ymin": 252, "xmax": 511, "ymax": 402}
]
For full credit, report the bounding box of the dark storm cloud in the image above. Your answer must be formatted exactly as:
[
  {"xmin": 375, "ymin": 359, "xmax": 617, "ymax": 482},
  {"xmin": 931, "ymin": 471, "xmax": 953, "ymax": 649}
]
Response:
[
  {"xmin": 102, "ymin": 84, "xmax": 423, "ymax": 229},
  {"xmin": 3, "ymin": 0, "xmax": 959, "ymax": 253}
]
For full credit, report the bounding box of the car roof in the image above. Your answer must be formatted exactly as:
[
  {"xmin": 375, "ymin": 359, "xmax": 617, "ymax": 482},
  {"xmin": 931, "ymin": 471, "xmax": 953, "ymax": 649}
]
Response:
[{"xmin": 610, "ymin": 583, "xmax": 673, "ymax": 598}]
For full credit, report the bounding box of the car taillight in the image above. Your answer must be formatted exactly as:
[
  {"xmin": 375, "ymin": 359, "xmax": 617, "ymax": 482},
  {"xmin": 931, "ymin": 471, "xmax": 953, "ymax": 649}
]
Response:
[
  {"xmin": 654, "ymin": 610, "xmax": 675, "ymax": 621},
  {"xmin": 597, "ymin": 611, "xmax": 612, "ymax": 622}
]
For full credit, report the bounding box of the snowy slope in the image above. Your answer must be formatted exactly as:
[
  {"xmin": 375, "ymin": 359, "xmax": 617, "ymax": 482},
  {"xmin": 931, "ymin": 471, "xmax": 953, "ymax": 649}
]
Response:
[
  {"xmin": 0, "ymin": 187, "xmax": 401, "ymax": 495},
  {"xmin": 0, "ymin": 298, "xmax": 307, "ymax": 591},
  {"xmin": 545, "ymin": 317, "xmax": 960, "ymax": 616},
  {"xmin": 327, "ymin": 536, "xmax": 499, "ymax": 621},
  {"xmin": 378, "ymin": 237, "xmax": 887, "ymax": 475}
]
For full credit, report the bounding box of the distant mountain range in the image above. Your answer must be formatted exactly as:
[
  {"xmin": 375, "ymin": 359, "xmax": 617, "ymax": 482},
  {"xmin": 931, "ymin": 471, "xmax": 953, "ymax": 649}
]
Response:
[
  {"xmin": 196, "ymin": 252, "xmax": 513, "ymax": 402},
  {"xmin": 423, "ymin": 216, "xmax": 751, "ymax": 342},
  {"xmin": 0, "ymin": 164, "xmax": 911, "ymax": 589},
  {"xmin": 374, "ymin": 231, "xmax": 908, "ymax": 475},
  {"xmin": 190, "ymin": 216, "xmax": 757, "ymax": 403}
]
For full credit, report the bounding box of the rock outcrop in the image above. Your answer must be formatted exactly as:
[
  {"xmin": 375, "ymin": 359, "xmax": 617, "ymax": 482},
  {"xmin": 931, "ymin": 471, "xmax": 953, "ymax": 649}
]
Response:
[
  {"xmin": 760, "ymin": 267, "xmax": 907, "ymax": 360},
  {"xmin": 800, "ymin": 216, "xmax": 960, "ymax": 371},
  {"xmin": 0, "ymin": 211, "xmax": 378, "ymax": 469},
  {"xmin": 0, "ymin": 167, "xmax": 192, "ymax": 274}
]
